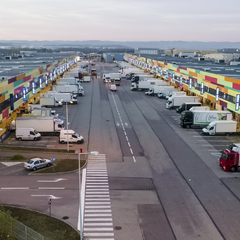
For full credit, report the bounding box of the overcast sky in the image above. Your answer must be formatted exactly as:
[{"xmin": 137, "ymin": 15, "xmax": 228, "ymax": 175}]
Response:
[{"xmin": 0, "ymin": 0, "xmax": 240, "ymax": 42}]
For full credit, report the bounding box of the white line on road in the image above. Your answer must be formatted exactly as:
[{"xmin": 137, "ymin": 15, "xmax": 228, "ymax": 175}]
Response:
[
  {"xmin": 84, "ymin": 222, "xmax": 113, "ymax": 226},
  {"xmin": 84, "ymin": 218, "xmax": 113, "ymax": 221},
  {"xmin": 85, "ymin": 201, "xmax": 110, "ymax": 204},
  {"xmin": 85, "ymin": 206, "xmax": 111, "ymax": 209},
  {"xmin": 84, "ymin": 227, "xmax": 113, "ymax": 231},
  {"xmin": 133, "ymin": 156, "xmax": 136, "ymax": 162},
  {"xmin": 83, "ymin": 233, "xmax": 114, "ymax": 236},
  {"xmin": 37, "ymin": 178, "xmax": 66, "ymax": 183},
  {"xmin": 1, "ymin": 187, "xmax": 29, "ymax": 190},
  {"xmin": 84, "ymin": 214, "xmax": 112, "ymax": 217},
  {"xmin": 130, "ymin": 148, "xmax": 133, "ymax": 154},
  {"xmin": 127, "ymin": 142, "xmax": 131, "ymax": 147},
  {"xmin": 38, "ymin": 187, "xmax": 65, "ymax": 190},
  {"xmin": 31, "ymin": 195, "xmax": 62, "ymax": 199},
  {"xmin": 85, "ymin": 210, "xmax": 112, "ymax": 213}
]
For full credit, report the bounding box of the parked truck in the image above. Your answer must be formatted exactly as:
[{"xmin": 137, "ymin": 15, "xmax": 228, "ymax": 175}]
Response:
[
  {"xmin": 145, "ymin": 84, "xmax": 170, "ymax": 96},
  {"xmin": 180, "ymin": 110, "xmax": 232, "ymax": 128},
  {"xmin": 131, "ymin": 80, "xmax": 167, "ymax": 91},
  {"xmin": 80, "ymin": 76, "xmax": 91, "ymax": 82},
  {"xmin": 40, "ymin": 97, "xmax": 62, "ymax": 107},
  {"xmin": 219, "ymin": 143, "xmax": 240, "ymax": 172},
  {"xmin": 176, "ymin": 102, "xmax": 202, "ymax": 113},
  {"xmin": 166, "ymin": 91, "xmax": 186, "ymax": 100},
  {"xmin": 131, "ymin": 75, "xmax": 154, "ymax": 83},
  {"xmin": 157, "ymin": 86, "xmax": 176, "ymax": 98},
  {"xmin": 60, "ymin": 78, "xmax": 80, "ymax": 85},
  {"xmin": 31, "ymin": 107, "xmax": 58, "ymax": 117},
  {"xmin": 11, "ymin": 116, "xmax": 64, "ymax": 135},
  {"xmin": 166, "ymin": 96, "xmax": 199, "ymax": 109},
  {"xmin": 52, "ymin": 84, "xmax": 84, "ymax": 96},
  {"xmin": 42, "ymin": 91, "xmax": 77, "ymax": 104},
  {"xmin": 202, "ymin": 120, "xmax": 238, "ymax": 135}
]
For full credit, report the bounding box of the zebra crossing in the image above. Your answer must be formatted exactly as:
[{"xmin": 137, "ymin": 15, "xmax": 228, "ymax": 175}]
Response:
[{"xmin": 83, "ymin": 154, "xmax": 115, "ymax": 240}]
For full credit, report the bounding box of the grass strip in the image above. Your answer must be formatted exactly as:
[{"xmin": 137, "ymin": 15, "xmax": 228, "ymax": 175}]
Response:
[
  {"xmin": 2, "ymin": 206, "xmax": 80, "ymax": 240},
  {"xmin": 0, "ymin": 146, "xmax": 75, "ymax": 153}
]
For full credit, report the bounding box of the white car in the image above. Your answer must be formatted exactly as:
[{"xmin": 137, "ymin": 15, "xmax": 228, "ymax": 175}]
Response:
[
  {"xmin": 110, "ymin": 84, "xmax": 117, "ymax": 91},
  {"xmin": 24, "ymin": 158, "xmax": 52, "ymax": 171}
]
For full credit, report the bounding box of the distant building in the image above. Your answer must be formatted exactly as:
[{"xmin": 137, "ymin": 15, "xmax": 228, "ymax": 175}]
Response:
[
  {"xmin": 134, "ymin": 48, "xmax": 162, "ymax": 55},
  {"xmin": 218, "ymin": 48, "xmax": 240, "ymax": 54},
  {"xmin": 103, "ymin": 53, "xmax": 124, "ymax": 62},
  {"xmin": 204, "ymin": 53, "xmax": 240, "ymax": 63}
]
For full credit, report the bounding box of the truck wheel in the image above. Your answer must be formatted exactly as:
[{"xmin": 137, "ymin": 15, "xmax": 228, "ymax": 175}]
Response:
[
  {"xmin": 186, "ymin": 124, "xmax": 192, "ymax": 129},
  {"xmin": 18, "ymin": 137, "xmax": 22, "ymax": 141},
  {"xmin": 230, "ymin": 166, "xmax": 237, "ymax": 172},
  {"xmin": 60, "ymin": 140, "xmax": 65, "ymax": 144}
]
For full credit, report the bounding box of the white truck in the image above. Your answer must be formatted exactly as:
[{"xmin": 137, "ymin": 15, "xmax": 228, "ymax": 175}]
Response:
[
  {"xmin": 103, "ymin": 74, "xmax": 111, "ymax": 83},
  {"xmin": 180, "ymin": 110, "xmax": 232, "ymax": 128},
  {"xmin": 202, "ymin": 121, "xmax": 238, "ymax": 135},
  {"xmin": 27, "ymin": 104, "xmax": 43, "ymax": 112},
  {"xmin": 166, "ymin": 91, "xmax": 186, "ymax": 100},
  {"xmin": 145, "ymin": 84, "xmax": 170, "ymax": 96},
  {"xmin": 80, "ymin": 76, "xmax": 91, "ymax": 82},
  {"xmin": 157, "ymin": 86, "xmax": 176, "ymax": 98},
  {"xmin": 52, "ymin": 84, "xmax": 84, "ymax": 96},
  {"xmin": 166, "ymin": 96, "xmax": 199, "ymax": 109},
  {"xmin": 42, "ymin": 91, "xmax": 77, "ymax": 104},
  {"xmin": 40, "ymin": 97, "xmax": 62, "ymax": 107},
  {"xmin": 60, "ymin": 78, "xmax": 80, "ymax": 85},
  {"xmin": 11, "ymin": 116, "xmax": 64, "ymax": 135},
  {"xmin": 131, "ymin": 75, "xmax": 154, "ymax": 82},
  {"xmin": 189, "ymin": 106, "xmax": 210, "ymax": 111},
  {"xmin": 31, "ymin": 107, "xmax": 58, "ymax": 117},
  {"xmin": 131, "ymin": 80, "xmax": 166, "ymax": 91},
  {"xmin": 59, "ymin": 129, "xmax": 84, "ymax": 144}
]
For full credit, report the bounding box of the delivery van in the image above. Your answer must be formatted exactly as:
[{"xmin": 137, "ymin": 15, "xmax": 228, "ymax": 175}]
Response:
[
  {"xmin": 59, "ymin": 129, "xmax": 84, "ymax": 144},
  {"xmin": 15, "ymin": 128, "xmax": 41, "ymax": 141}
]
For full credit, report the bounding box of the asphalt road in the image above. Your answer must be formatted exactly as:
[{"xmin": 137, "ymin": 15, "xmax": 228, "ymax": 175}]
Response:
[{"xmin": 1, "ymin": 62, "xmax": 240, "ymax": 240}]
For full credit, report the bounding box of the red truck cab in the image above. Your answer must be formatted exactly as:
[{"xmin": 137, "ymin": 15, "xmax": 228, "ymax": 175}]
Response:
[{"xmin": 220, "ymin": 145, "xmax": 240, "ymax": 172}]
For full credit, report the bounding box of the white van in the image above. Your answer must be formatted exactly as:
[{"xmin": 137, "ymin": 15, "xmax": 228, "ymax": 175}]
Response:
[
  {"xmin": 16, "ymin": 128, "xmax": 41, "ymax": 141},
  {"xmin": 59, "ymin": 130, "xmax": 84, "ymax": 144},
  {"xmin": 103, "ymin": 74, "xmax": 111, "ymax": 83}
]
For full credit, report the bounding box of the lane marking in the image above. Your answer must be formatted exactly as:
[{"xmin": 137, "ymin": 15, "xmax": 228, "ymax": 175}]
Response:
[
  {"xmin": 130, "ymin": 148, "xmax": 133, "ymax": 154},
  {"xmin": 1, "ymin": 187, "xmax": 29, "ymax": 190},
  {"xmin": 38, "ymin": 187, "xmax": 65, "ymax": 190},
  {"xmin": 133, "ymin": 156, "xmax": 136, "ymax": 162},
  {"xmin": 38, "ymin": 178, "xmax": 66, "ymax": 183},
  {"xmin": 84, "ymin": 218, "xmax": 113, "ymax": 221}
]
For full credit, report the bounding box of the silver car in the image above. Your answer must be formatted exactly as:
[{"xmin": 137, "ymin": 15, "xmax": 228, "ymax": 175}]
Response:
[{"xmin": 24, "ymin": 158, "xmax": 52, "ymax": 171}]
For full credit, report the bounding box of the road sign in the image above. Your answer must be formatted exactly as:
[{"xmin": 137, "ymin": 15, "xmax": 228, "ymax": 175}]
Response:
[
  {"xmin": 51, "ymin": 158, "xmax": 56, "ymax": 162},
  {"xmin": 48, "ymin": 199, "xmax": 52, "ymax": 205}
]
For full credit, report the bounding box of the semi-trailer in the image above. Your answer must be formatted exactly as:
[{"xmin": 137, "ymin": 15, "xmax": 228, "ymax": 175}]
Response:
[
  {"xmin": 131, "ymin": 75, "xmax": 154, "ymax": 82},
  {"xmin": 40, "ymin": 97, "xmax": 62, "ymax": 107},
  {"xmin": 145, "ymin": 84, "xmax": 170, "ymax": 96},
  {"xmin": 166, "ymin": 96, "xmax": 199, "ymax": 109},
  {"xmin": 11, "ymin": 116, "xmax": 64, "ymax": 135},
  {"xmin": 42, "ymin": 92, "xmax": 77, "ymax": 104},
  {"xmin": 166, "ymin": 91, "xmax": 186, "ymax": 100},
  {"xmin": 176, "ymin": 102, "xmax": 202, "ymax": 113},
  {"xmin": 131, "ymin": 80, "xmax": 167, "ymax": 91},
  {"xmin": 52, "ymin": 84, "xmax": 84, "ymax": 96},
  {"xmin": 202, "ymin": 120, "xmax": 238, "ymax": 135},
  {"xmin": 157, "ymin": 86, "xmax": 176, "ymax": 98},
  {"xmin": 180, "ymin": 110, "xmax": 232, "ymax": 128}
]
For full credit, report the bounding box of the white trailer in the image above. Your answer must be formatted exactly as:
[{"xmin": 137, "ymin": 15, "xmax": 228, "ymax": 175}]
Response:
[
  {"xmin": 60, "ymin": 78, "xmax": 80, "ymax": 85},
  {"xmin": 27, "ymin": 104, "xmax": 43, "ymax": 112},
  {"xmin": 157, "ymin": 86, "xmax": 176, "ymax": 98},
  {"xmin": 43, "ymin": 91, "xmax": 77, "ymax": 104},
  {"xmin": 166, "ymin": 96, "xmax": 199, "ymax": 109},
  {"xmin": 145, "ymin": 84, "xmax": 170, "ymax": 96},
  {"xmin": 202, "ymin": 121, "xmax": 238, "ymax": 135},
  {"xmin": 31, "ymin": 108, "xmax": 58, "ymax": 117},
  {"xmin": 180, "ymin": 110, "xmax": 232, "ymax": 128},
  {"xmin": 166, "ymin": 91, "xmax": 186, "ymax": 100},
  {"xmin": 52, "ymin": 84, "xmax": 84, "ymax": 96},
  {"xmin": 12, "ymin": 116, "xmax": 64, "ymax": 135},
  {"xmin": 131, "ymin": 75, "xmax": 154, "ymax": 82},
  {"xmin": 189, "ymin": 106, "xmax": 210, "ymax": 111},
  {"xmin": 40, "ymin": 97, "xmax": 62, "ymax": 107},
  {"xmin": 131, "ymin": 80, "xmax": 167, "ymax": 91},
  {"xmin": 81, "ymin": 76, "xmax": 91, "ymax": 82}
]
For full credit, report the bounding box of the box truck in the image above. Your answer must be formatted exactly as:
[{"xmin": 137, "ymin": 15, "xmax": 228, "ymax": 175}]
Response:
[
  {"xmin": 40, "ymin": 97, "xmax": 62, "ymax": 107},
  {"xmin": 15, "ymin": 127, "xmax": 41, "ymax": 141},
  {"xmin": 166, "ymin": 96, "xmax": 199, "ymax": 109},
  {"xmin": 202, "ymin": 120, "xmax": 238, "ymax": 135},
  {"xmin": 31, "ymin": 107, "xmax": 58, "ymax": 117},
  {"xmin": 180, "ymin": 110, "xmax": 232, "ymax": 128},
  {"xmin": 131, "ymin": 75, "xmax": 154, "ymax": 83},
  {"xmin": 42, "ymin": 91, "xmax": 77, "ymax": 104},
  {"xmin": 145, "ymin": 84, "xmax": 170, "ymax": 96},
  {"xmin": 157, "ymin": 86, "xmax": 176, "ymax": 98},
  {"xmin": 81, "ymin": 76, "xmax": 91, "ymax": 82},
  {"xmin": 60, "ymin": 78, "xmax": 80, "ymax": 85},
  {"xmin": 131, "ymin": 80, "xmax": 168, "ymax": 91},
  {"xmin": 189, "ymin": 106, "xmax": 210, "ymax": 111},
  {"xmin": 12, "ymin": 117, "xmax": 64, "ymax": 135},
  {"xmin": 176, "ymin": 102, "xmax": 202, "ymax": 113},
  {"xmin": 52, "ymin": 84, "xmax": 84, "ymax": 96},
  {"xmin": 219, "ymin": 144, "xmax": 240, "ymax": 172},
  {"xmin": 166, "ymin": 91, "xmax": 186, "ymax": 100},
  {"xmin": 59, "ymin": 129, "xmax": 84, "ymax": 144}
]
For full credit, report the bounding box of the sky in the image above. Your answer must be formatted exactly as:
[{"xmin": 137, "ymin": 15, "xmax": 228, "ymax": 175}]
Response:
[{"xmin": 0, "ymin": 0, "xmax": 240, "ymax": 42}]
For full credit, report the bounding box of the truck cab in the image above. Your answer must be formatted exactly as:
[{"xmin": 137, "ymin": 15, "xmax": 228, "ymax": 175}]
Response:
[
  {"xmin": 220, "ymin": 144, "xmax": 240, "ymax": 172},
  {"xmin": 180, "ymin": 111, "xmax": 193, "ymax": 128}
]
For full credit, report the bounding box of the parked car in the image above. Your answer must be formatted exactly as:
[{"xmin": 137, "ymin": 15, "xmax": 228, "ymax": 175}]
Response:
[
  {"xmin": 24, "ymin": 158, "xmax": 52, "ymax": 171},
  {"xmin": 110, "ymin": 84, "xmax": 117, "ymax": 91}
]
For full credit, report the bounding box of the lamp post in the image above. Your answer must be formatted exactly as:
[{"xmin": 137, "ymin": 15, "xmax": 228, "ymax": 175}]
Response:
[{"xmin": 78, "ymin": 149, "xmax": 99, "ymax": 240}]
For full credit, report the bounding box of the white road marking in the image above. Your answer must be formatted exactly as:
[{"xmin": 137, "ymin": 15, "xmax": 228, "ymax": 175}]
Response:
[
  {"xmin": 130, "ymin": 148, "xmax": 133, "ymax": 154},
  {"xmin": 38, "ymin": 187, "xmax": 65, "ymax": 190},
  {"xmin": 85, "ymin": 210, "xmax": 112, "ymax": 213},
  {"xmin": 84, "ymin": 218, "xmax": 113, "ymax": 222},
  {"xmin": 128, "ymin": 142, "xmax": 131, "ymax": 147},
  {"xmin": 85, "ymin": 214, "xmax": 112, "ymax": 217},
  {"xmin": 133, "ymin": 156, "xmax": 136, "ymax": 162},
  {"xmin": 1, "ymin": 187, "xmax": 29, "ymax": 190},
  {"xmin": 38, "ymin": 178, "xmax": 66, "ymax": 183},
  {"xmin": 85, "ymin": 201, "xmax": 111, "ymax": 204},
  {"xmin": 31, "ymin": 195, "xmax": 62, "ymax": 199},
  {"xmin": 84, "ymin": 227, "xmax": 113, "ymax": 231},
  {"xmin": 84, "ymin": 222, "xmax": 113, "ymax": 226},
  {"xmin": 1, "ymin": 162, "xmax": 22, "ymax": 167},
  {"xmin": 83, "ymin": 233, "xmax": 114, "ymax": 236},
  {"xmin": 85, "ymin": 206, "xmax": 111, "ymax": 209}
]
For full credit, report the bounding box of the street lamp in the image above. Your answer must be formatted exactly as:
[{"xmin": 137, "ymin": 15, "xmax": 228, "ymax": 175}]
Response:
[{"xmin": 78, "ymin": 149, "xmax": 99, "ymax": 240}]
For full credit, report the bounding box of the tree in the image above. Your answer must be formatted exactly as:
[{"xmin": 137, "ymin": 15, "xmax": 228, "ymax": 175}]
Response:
[
  {"xmin": 101, "ymin": 55, "xmax": 104, "ymax": 62},
  {"xmin": 0, "ymin": 208, "xmax": 17, "ymax": 240}
]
